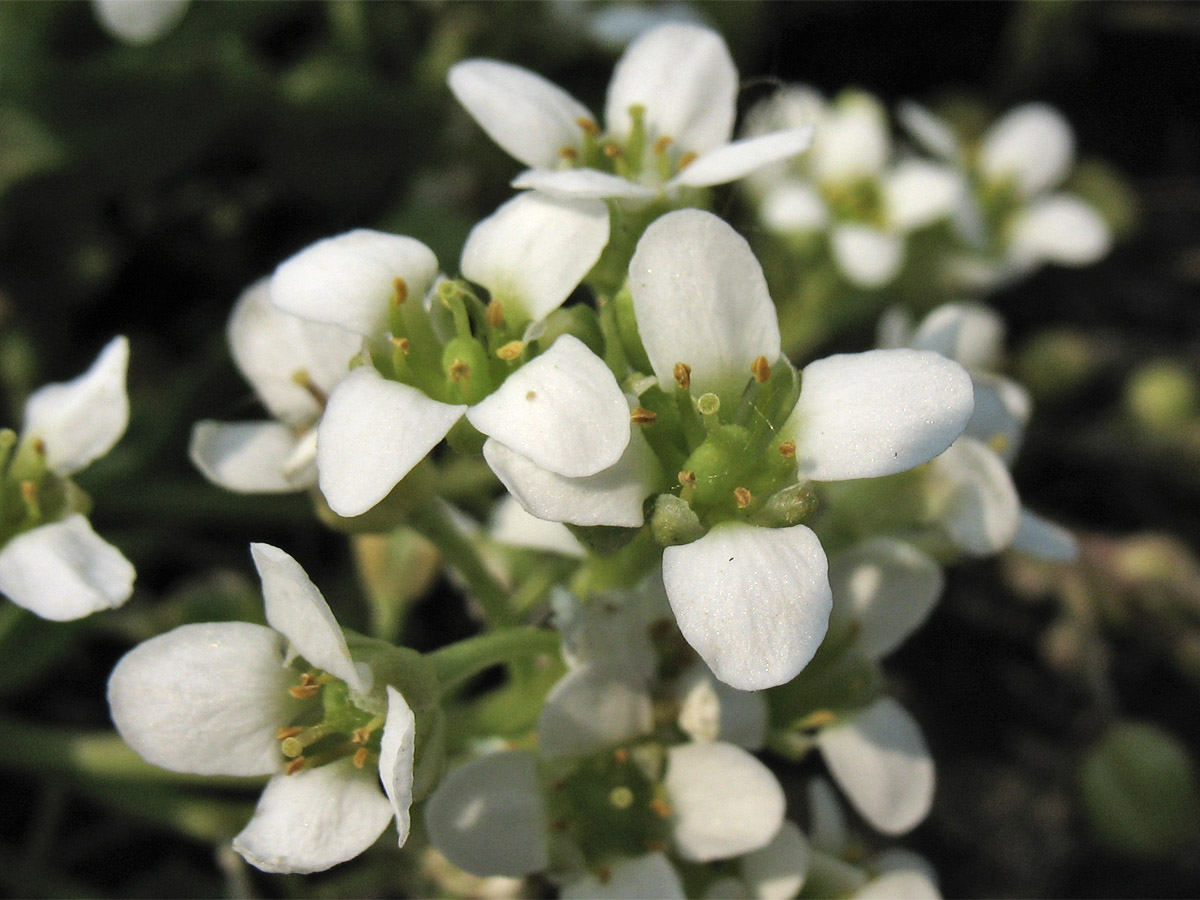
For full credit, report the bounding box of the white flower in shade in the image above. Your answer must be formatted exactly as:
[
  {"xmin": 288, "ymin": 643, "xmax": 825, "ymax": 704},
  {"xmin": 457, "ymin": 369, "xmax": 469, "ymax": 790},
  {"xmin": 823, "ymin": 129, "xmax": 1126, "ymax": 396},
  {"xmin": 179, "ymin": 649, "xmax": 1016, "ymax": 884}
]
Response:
[
  {"xmin": 900, "ymin": 101, "xmax": 1111, "ymax": 284},
  {"xmin": 449, "ymin": 23, "xmax": 812, "ymax": 202},
  {"xmin": 92, "ymin": 0, "xmax": 189, "ymax": 44},
  {"xmin": 561, "ymin": 852, "xmax": 686, "ymax": 899},
  {"xmin": 882, "ymin": 303, "xmax": 1077, "ymax": 561},
  {"xmin": 107, "ymin": 543, "xmax": 416, "ymax": 874},
  {"xmin": 629, "ymin": 210, "xmax": 973, "ymax": 690},
  {"xmin": 743, "ymin": 87, "xmax": 962, "ymax": 288},
  {"xmin": 0, "ymin": 336, "xmax": 135, "ymax": 621},
  {"xmin": 266, "ymin": 193, "xmax": 612, "ymax": 518},
  {"xmin": 189, "ymin": 279, "xmax": 361, "ymax": 494}
]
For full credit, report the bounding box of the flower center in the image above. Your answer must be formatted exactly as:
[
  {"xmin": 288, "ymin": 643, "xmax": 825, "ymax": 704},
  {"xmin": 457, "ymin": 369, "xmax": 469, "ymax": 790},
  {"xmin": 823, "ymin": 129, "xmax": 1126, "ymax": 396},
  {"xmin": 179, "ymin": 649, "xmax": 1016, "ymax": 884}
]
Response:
[
  {"xmin": 0, "ymin": 429, "xmax": 69, "ymax": 545},
  {"xmin": 275, "ymin": 666, "xmax": 385, "ymax": 775},
  {"xmin": 561, "ymin": 106, "xmax": 696, "ymax": 187}
]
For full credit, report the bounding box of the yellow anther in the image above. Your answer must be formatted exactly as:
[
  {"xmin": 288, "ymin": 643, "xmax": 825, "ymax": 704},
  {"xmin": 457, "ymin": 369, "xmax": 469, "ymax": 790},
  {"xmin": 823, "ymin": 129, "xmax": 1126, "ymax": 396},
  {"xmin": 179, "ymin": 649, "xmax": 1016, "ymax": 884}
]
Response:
[
  {"xmin": 486, "ymin": 300, "xmax": 505, "ymax": 328},
  {"xmin": 677, "ymin": 151, "xmax": 698, "ymax": 171},
  {"xmin": 989, "ymin": 433, "xmax": 1010, "ymax": 455},
  {"xmin": 609, "ymin": 786, "xmax": 634, "ymax": 810},
  {"xmin": 652, "ymin": 135, "xmax": 673, "ymax": 155},
  {"xmin": 559, "ymin": 146, "xmax": 578, "ymax": 161},
  {"xmin": 275, "ymin": 726, "xmax": 304, "ymax": 741},
  {"xmin": 353, "ymin": 747, "xmax": 369, "ymax": 769},
  {"xmin": 32, "ymin": 437, "xmax": 46, "ymax": 456},
  {"xmin": 603, "ymin": 143, "xmax": 623, "ymax": 159},
  {"xmin": 800, "ymin": 709, "xmax": 838, "ymax": 730},
  {"xmin": 351, "ymin": 727, "xmax": 372, "ymax": 745},
  {"xmin": 673, "ymin": 362, "xmax": 691, "ymax": 390},
  {"xmin": 778, "ymin": 440, "xmax": 796, "ymax": 458},
  {"xmin": 751, "ymin": 355, "xmax": 771, "ymax": 384},
  {"xmin": 448, "ymin": 358, "xmax": 471, "ymax": 383},
  {"xmin": 392, "ymin": 277, "xmax": 409, "ymax": 305},
  {"xmin": 391, "ymin": 336, "xmax": 410, "ymax": 354},
  {"xmin": 576, "ymin": 117, "xmax": 600, "ymax": 136},
  {"xmin": 285, "ymin": 757, "xmax": 307, "ymax": 775},
  {"xmin": 497, "ymin": 340, "xmax": 524, "ymax": 361},
  {"xmin": 613, "ymin": 748, "xmax": 629, "ymax": 764},
  {"xmin": 20, "ymin": 481, "xmax": 37, "ymax": 505},
  {"xmin": 289, "ymin": 682, "xmax": 321, "ymax": 700},
  {"xmin": 734, "ymin": 487, "xmax": 752, "ymax": 509},
  {"xmin": 678, "ymin": 470, "xmax": 696, "ymax": 488},
  {"xmin": 649, "ymin": 798, "xmax": 672, "ymax": 818},
  {"xmin": 631, "ymin": 407, "xmax": 657, "ymax": 425}
]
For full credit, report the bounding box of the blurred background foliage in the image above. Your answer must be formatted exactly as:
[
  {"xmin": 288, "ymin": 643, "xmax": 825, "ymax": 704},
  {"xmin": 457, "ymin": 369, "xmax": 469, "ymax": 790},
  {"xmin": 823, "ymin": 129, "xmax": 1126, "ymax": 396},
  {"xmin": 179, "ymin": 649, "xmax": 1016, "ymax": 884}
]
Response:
[{"xmin": 0, "ymin": 1, "xmax": 1199, "ymax": 897}]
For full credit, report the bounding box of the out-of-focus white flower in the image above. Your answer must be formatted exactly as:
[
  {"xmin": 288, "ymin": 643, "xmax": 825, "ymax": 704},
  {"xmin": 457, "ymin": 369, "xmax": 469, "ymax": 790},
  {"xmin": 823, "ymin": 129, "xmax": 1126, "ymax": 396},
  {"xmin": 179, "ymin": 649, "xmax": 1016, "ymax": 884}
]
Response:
[
  {"xmin": 108, "ymin": 543, "xmax": 416, "ymax": 874},
  {"xmin": 449, "ymin": 23, "xmax": 812, "ymax": 202},
  {"xmin": 0, "ymin": 336, "xmax": 135, "ymax": 621},
  {"xmin": 92, "ymin": 0, "xmax": 189, "ymax": 44}
]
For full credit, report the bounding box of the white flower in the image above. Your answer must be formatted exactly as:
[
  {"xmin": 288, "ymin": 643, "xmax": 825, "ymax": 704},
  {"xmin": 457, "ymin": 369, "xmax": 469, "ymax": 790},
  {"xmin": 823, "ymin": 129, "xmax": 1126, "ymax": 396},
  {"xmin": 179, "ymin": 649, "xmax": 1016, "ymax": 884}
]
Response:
[
  {"xmin": 449, "ymin": 23, "xmax": 812, "ymax": 202},
  {"xmin": 266, "ymin": 193, "xmax": 612, "ymax": 518},
  {"xmin": 743, "ymin": 87, "xmax": 962, "ymax": 288},
  {"xmin": 0, "ymin": 336, "xmax": 135, "ymax": 621},
  {"xmin": 107, "ymin": 543, "xmax": 416, "ymax": 874},
  {"xmin": 92, "ymin": 0, "xmax": 189, "ymax": 44},
  {"xmin": 189, "ymin": 279, "xmax": 361, "ymax": 494}
]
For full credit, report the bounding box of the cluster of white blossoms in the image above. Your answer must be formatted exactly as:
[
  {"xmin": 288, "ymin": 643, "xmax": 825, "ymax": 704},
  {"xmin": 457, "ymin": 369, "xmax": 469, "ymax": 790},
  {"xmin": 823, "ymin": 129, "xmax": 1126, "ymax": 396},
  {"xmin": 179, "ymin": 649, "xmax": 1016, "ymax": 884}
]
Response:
[{"xmin": 81, "ymin": 18, "xmax": 1110, "ymax": 898}]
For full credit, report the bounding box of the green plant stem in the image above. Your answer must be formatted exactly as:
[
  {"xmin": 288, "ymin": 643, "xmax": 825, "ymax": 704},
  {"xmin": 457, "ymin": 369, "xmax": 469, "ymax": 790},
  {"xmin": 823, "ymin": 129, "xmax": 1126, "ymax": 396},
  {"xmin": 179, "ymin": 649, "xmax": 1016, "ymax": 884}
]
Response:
[
  {"xmin": 428, "ymin": 626, "xmax": 561, "ymax": 696},
  {"xmin": 407, "ymin": 500, "xmax": 516, "ymax": 626}
]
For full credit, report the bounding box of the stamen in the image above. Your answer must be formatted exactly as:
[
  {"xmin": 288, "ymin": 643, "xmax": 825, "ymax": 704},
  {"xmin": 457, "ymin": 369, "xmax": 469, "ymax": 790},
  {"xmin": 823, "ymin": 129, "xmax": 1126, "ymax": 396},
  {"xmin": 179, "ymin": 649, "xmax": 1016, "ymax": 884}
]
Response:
[
  {"xmin": 649, "ymin": 798, "xmax": 672, "ymax": 818},
  {"xmin": 353, "ymin": 747, "xmax": 369, "ymax": 769},
  {"xmin": 289, "ymin": 682, "xmax": 321, "ymax": 700},
  {"xmin": 603, "ymin": 144, "xmax": 622, "ymax": 159},
  {"xmin": 576, "ymin": 117, "xmax": 600, "ymax": 136},
  {"xmin": 613, "ymin": 748, "xmax": 630, "ymax": 764},
  {"xmin": 652, "ymin": 135, "xmax": 673, "ymax": 155},
  {"xmin": 559, "ymin": 146, "xmax": 578, "ymax": 162},
  {"xmin": 285, "ymin": 757, "xmax": 307, "ymax": 775},
  {"xmin": 486, "ymin": 300, "xmax": 505, "ymax": 329},
  {"xmin": 291, "ymin": 370, "xmax": 328, "ymax": 407},
  {"xmin": 631, "ymin": 407, "xmax": 657, "ymax": 425},
  {"xmin": 392, "ymin": 277, "xmax": 409, "ymax": 306},
  {"xmin": 496, "ymin": 340, "xmax": 524, "ymax": 361},
  {"xmin": 734, "ymin": 487, "xmax": 752, "ymax": 509},
  {"xmin": 779, "ymin": 440, "xmax": 796, "ymax": 458},
  {"xmin": 678, "ymin": 470, "xmax": 696, "ymax": 488},
  {"xmin": 989, "ymin": 433, "xmax": 1010, "ymax": 455},
  {"xmin": 32, "ymin": 437, "xmax": 46, "ymax": 457},
  {"xmin": 673, "ymin": 362, "xmax": 691, "ymax": 390},
  {"xmin": 448, "ymin": 358, "xmax": 471, "ymax": 383},
  {"xmin": 275, "ymin": 725, "xmax": 304, "ymax": 741},
  {"xmin": 751, "ymin": 355, "xmax": 772, "ymax": 384},
  {"xmin": 676, "ymin": 151, "xmax": 698, "ymax": 172},
  {"xmin": 391, "ymin": 336, "xmax": 410, "ymax": 354}
]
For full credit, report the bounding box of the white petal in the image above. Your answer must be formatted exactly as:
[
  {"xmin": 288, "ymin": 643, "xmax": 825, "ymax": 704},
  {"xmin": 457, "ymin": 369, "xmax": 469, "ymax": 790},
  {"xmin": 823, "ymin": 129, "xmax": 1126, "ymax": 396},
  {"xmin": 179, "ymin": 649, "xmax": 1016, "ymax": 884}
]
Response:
[
  {"xmin": 189, "ymin": 420, "xmax": 307, "ymax": 493},
  {"xmin": 760, "ymin": 180, "xmax": 829, "ymax": 233},
  {"xmin": 855, "ymin": 870, "xmax": 941, "ymax": 900},
  {"xmin": 979, "ymin": 103, "xmax": 1074, "ymax": 196},
  {"xmin": 677, "ymin": 663, "xmax": 768, "ymax": 749},
  {"xmin": 551, "ymin": 584, "xmax": 659, "ymax": 682},
  {"xmin": 482, "ymin": 423, "xmax": 658, "ymax": 528},
  {"xmin": 0, "ymin": 515, "xmax": 134, "ymax": 621},
  {"xmin": 92, "ymin": 0, "xmax": 188, "ymax": 43},
  {"xmin": 22, "ymin": 336, "xmax": 129, "ymax": 476},
  {"xmin": 829, "ymin": 538, "xmax": 943, "ymax": 660},
  {"xmin": 630, "ymin": 209, "xmax": 781, "ymax": 399},
  {"xmin": 831, "ymin": 225, "xmax": 904, "ymax": 288},
  {"xmin": 489, "ymin": 495, "xmax": 586, "ymax": 556},
  {"xmin": 232, "ymin": 763, "xmax": 393, "ymax": 874},
  {"xmin": 930, "ymin": 438, "xmax": 1021, "ymax": 556},
  {"xmin": 672, "ymin": 127, "xmax": 814, "ymax": 188},
  {"xmin": 812, "ymin": 93, "xmax": 890, "ymax": 183},
  {"xmin": 271, "ymin": 230, "xmax": 439, "ymax": 337},
  {"xmin": 788, "ymin": 349, "xmax": 974, "ymax": 481},
  {"xmin": 1012, "ymin": 508, "xmax": 1078, "ymax": 562},
  {"xmin": 965, "ymin": 374, "xmax": 1030, "ymax": 465},
  {"xmin": 448, "ymin": 59, "xmax": 592, "ymax": 170},
  {"xmin": 511, "ymin": 167, "xmax": 657, "ymax": 200},
  {"xmin": 909, "ymin": 302, "xmax": 1005, "ymax": 370},
  {"xmin": 424, "ymin": 750, "xmax": 548, "ymax": 877},
  {"xmin": 806, "ymin": 778, "xmax": 847, "ymax": 853},
  {"xmin": 605, "ymin": 23, "xmax": 736, "ymax": 154},
  {"xmin": 741, "ymin": 820, "xmax": 810, "ymax": 900},
  {"xmin": 251, "ymin": 542, "xmax": 368, "ymax": 693},
  {"xmin": 666, "ymin": 742, "xmax": 786, "ymax": 861},
  {"xmin": 461, "ymin": 192, "xmax": 609, "ymax": 324},
  {"xmin": 896, "ymin": 101, "xmax": 960, "ymax": 162},
  {"xmin": 227, "ymin": 279, "xmax": 359, "ymax": 425},
  {"xmin": 317, "ymin": 366, "xmax": 465, "ymax": 517},
  {"xmin": 662, "ymin": 522, "xmax": 831, "ymax": 691},
  {"xmin": 378, "ymin": 686, "xmax": 416, "ymax": 846},
  {"xmin": 467, "ymin": 335, "xmax": 629, "ymax": 478},
  {"xmin": 107, "ymin": 621, "xmax": 293, "ymax": 776},
  {"xmin": 1008, "ymin": 194, "xmax": 1112, "ymax": 267},
  {"xmin": 875, "ymin": 306, "xmax": 914, "ymax": 351},
  {"xmin": 884, "ymin": 160, "xmax": 963, "ymax": 232},
  {"xmin": 562, "ymin": 853, "xmax": 685, "ymax": 900},
  {"xmin": 537, "ymin": 662, "xmax": 654, "ymax": 758},
  {"xmin": 816, "ymin": 697, "xmax": 934, "ymax": 835}
]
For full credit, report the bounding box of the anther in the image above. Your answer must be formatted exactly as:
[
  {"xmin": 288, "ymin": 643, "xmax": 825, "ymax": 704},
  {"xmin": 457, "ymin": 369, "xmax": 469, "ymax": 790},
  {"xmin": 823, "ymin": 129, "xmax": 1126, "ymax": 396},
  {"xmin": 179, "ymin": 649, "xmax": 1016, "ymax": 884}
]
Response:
[
  {"xmin": 289, "ymin": 681, "xmax": 321, "ymax": 700},
  {"xmin": 32, "ymin": 437, "xmax": 46, "ymax": 456},
  {"xmin": 496, "ymin": 341, "xmax": 524, "ymax": 361},
  {"xmin": 353, "ymin": 747, "xmax": 369, "ymax": 769},
  {"xmin": 448, "ymin": 358, "xmax": 471, "ymax": 383},
  {"xmin": 576, "ymin": 117, "xmax": 600, "ymax": 136},
  {"xmin": 751, "ymin": 355, "xmax": 772, "ymax": 384},
  {"xmin": 559, "ymin": 146, "xmax": 578, "ymax": 162},
  {"xmin": 652, "ymin": 135, "xmax": 673, "ymax": 155},
  {"xmin": 392, "ymin": 277, "xmax": 409, "ymax": 306},
  {"xmin": 285, "ymin": 757, "xmax": 307, "ymax": 775},
  {"xmin": 391, "ymin": 336, "xmax": 410, "ymax": 354},
  {"xmin": 779, "ymin": 440, "xmax": 796, "ymax": 458},
  {"xmin": 486, "ymin": 300, "xmax": 505, "ymax": 328},
  {"xmin": 673, "ymin": 362, "xmax": 691, "ymax": 390},
  {"xmin": 649, "ymin": 798, "xmax": 672, "ymax": 818},
  {"xmin": 734, "ymin": 487, "xmax": 752, "ymax": 509},
  {"xmin": 291, "ymin": 370, "xmax": 328, "ymax": 406},
  {"xmin": 613, "ymin": 748, "xmax": 630, "ymax": 764},
  {"xmin": 603, "ymin": 143, "xmax": 622, "ymax": 159},
  {"xmin": 631, "ymin": 407, "xmax": 657, "ymax": 425},
  {"xmin": 20, "ymin": 481, "xmax": 37, "ymax": 505},
  {"xmin": 275, "ymin": 726, "xmax": 304, "ymax": 741},
  {"xmin": 678, "ymin": 470, "xmax": 696, "ymax": 488},
  {"xmin": 676, "ymin": 151, "xmax": 697, "ymax": 171}
]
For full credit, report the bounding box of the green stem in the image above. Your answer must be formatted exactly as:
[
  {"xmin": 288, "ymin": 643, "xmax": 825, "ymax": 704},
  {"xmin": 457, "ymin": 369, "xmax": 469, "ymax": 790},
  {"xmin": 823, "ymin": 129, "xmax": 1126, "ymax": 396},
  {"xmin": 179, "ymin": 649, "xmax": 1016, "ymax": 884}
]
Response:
[
  {"xmin": 429, "ymin": 626, "xmax": 561, "ymax": 696},
  {"xmin": 408, "ymin": 500, "xmax": 516, "ymax": 626}
]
